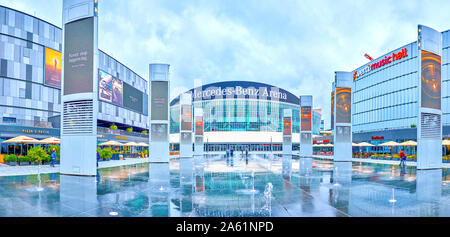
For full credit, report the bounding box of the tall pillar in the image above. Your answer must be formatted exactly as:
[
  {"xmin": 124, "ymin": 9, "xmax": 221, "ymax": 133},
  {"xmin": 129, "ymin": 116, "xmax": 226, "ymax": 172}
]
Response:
[
  {"xmin": 194, "ymin": 108, "xmax": 204, "ymax": 156},
  {"xmin": 149, "ymin": 64, "xmax": 170, "ymax": 163},
  {"xmin": 333, "ymin": 72, "xmax": 353, "ymax": 162},
  {"xmin": 299, "ymin": 96, "xmax": 313, "ymax": 159},
  {"xmin": 417, "ymin": 25, "xmax": 443, "ymax": 170},
  {"xmin": 61, "ymin": 0, "xmax": 99, "ymax": 176},
  {"xmin": 180, "ymin": 93, "xmax": 193, "ymax": 158},
  {"xmin": 282, "ymin": 109, "xmax": 292, "ymax": 156}
]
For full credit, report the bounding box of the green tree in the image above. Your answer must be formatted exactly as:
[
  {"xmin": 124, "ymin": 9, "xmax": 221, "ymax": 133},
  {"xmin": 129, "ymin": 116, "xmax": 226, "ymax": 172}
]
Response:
[{"xmin": 28, "ymin": 146, "xmax": 48, "ymax": 163}]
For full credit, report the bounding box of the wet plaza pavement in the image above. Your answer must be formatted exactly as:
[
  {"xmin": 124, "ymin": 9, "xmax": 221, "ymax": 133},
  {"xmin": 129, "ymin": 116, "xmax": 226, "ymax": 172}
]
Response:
[{"xmin": 0, "ymin": 154, "xmax": 449, "ymax": 217}]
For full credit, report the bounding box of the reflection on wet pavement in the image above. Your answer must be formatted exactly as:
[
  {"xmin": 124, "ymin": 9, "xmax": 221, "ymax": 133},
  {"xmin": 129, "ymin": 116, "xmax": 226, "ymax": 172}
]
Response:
[{"xmin": 0, "ymin": 154, "xmax": 449, "ymax": 217}]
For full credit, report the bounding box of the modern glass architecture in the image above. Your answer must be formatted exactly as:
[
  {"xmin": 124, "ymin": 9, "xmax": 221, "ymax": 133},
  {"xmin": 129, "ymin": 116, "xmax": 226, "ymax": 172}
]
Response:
[
  {"xmin": 169, "ymin": 81, "xmax": 304, "ymax": 152},
  {"xmin": 312, "ymin": 108, "xmax": 322, "ymax": 135},
  {"xmin": 0, "ymin": 6, "xmax": 149, "ymax": 150}
]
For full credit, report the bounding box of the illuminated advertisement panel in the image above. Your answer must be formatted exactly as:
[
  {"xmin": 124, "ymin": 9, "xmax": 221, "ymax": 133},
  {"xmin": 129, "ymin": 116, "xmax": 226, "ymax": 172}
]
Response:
[
  {"xmin": 195, "ymin": 117, "xmax": 203, "ymax": 136},
  {"xmin": 98, "ymin": 70, "xmax": 113, "ymax": 103},
  {"xmin": 331, "ymin": 91, "xmax": 335, "ymax": 129},
  {"xmin": 151, "ymin": 124, "xmax": 168, "ymax": 142},
  {"xmin": 151, "ymin": 81, "xmax": 169, "ymax": 121},
  {"xmin": 283, "ymin": 117, "xmax": 292, "ymax": 136},
  {"xmin": 63, "ymin": 17, "xmax": 94, "ymax": 95},
  {"xmin": 45, "ymin": 48, "xmax": 62, "ymax": 88},
  {"xmin": 336, "ymin": 87, "xmax": 351, "ymax": 123},
  {"xmin": 112, "ymin": 78, "xmax": 123, "ymax": 106},
  {"xmin": 301, "ymin": 106, "xmax": 312, "ymax": 131},
  {"xmin": 123, "ymin": 82, "xmax": 143, "ymax": 113},
  {"xmin": 181, "ymin": 105, "xmax": 192, "ymax": 131},
  {"xmin": 421, "ymin": 50, "xmax": 441, "ymax": 110}
]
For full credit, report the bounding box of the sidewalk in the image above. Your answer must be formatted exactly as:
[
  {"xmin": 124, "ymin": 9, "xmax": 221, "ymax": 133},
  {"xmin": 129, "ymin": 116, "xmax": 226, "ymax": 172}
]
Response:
[
  {"xmin": 0, "ymin": 158, "xmax": 150, "ymax": 177},
  {"xmin": 312, "ymin": 155, "xmax": 450, "ymax": 168}
]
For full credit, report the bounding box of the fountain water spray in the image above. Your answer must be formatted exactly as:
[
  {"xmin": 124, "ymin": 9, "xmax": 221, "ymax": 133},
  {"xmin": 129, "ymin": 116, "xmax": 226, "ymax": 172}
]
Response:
[{"xmin": 389, "ymin": 188, "xmax": 397, "ymax": 203}]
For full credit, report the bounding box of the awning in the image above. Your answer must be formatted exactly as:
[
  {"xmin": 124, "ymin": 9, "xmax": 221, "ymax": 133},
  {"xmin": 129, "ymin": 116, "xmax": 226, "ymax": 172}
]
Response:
[
  {"xmin": 39, "ymin": 137, "xmax": 61, "ymax": 144},
  {"xmin": 357, "ymin": 142, "xmax": 375, "ymax": 147},
  {"xmin": 2, "ymin": 135, "xmax": 39, "ymax": 144},
  {"xmin": 379, "ymin": 141, "xmax": 401, "ymax": 146},
  {"xmin": 99, "ymin": 140, "xmax": 124, "ymax": 146},
  {"xmin": 137, "ymin": 142, "xmax": 148, "ymax": 147},
  {"xmin": 399, "ymin": 140, "xmax": 417, "ymax": 146},
  {"xmin": 124, "ymin": 142, "xmax": 138, "ymax": 146},
  {"xmin": 443, "ymin": 140, "xmax": 450, "ymax": 146}
]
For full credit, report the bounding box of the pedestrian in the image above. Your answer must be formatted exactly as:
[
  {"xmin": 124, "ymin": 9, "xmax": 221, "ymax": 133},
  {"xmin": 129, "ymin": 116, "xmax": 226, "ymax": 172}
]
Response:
[
  {"xmin": 245, "ymin": 148, "xmax": 249, "ymax": 165},
  {"xmin": 399, "ymin": 150, "xmax": 406, "ymax": 167},
  {"xmin": 230, "ymin": 148, "xmax": 234, "ymax": 157},
  {"xmin": 50, "ymin": 148, "xmax": 57, "ymax": 167},
  {"xmin": 97, "ymin": 151, "xmax": 100, "ymax": 168}
]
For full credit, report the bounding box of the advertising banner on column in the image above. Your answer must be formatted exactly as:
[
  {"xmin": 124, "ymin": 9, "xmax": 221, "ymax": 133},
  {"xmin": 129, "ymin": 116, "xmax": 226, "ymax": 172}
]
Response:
[
  {"xmin": 336, "ymin": 87, "xmax": 351, "ymax": 123},
  {"xmin": 181, "ymin": 132, "xmax": 192, "ymax": 145},
  {"xmin": 63, "ymin": 17, "xmax": 94, "ymax": 95},
  {"xmin": 283, "ymin": 117, "xmax": 292, "ymax": 136},
  {"xmin": 151, "ymin": 124, "xmax": 168, "ymax": 142},
  {"xmin": 421, "ymin": 50, "xmax": 441, "ymax": 110},
  {"xmin": 301, "ymin": 133, "xmax": 312, "ymax": 144},
  {"xmin": 331, "ymin": 91, "xmax": 335, "ymax": 129},
  {"xmin": 45, "ymin": 48, "xmax": 62, "ymax": 88},
  {"xmin": 336, "ymin": 126, "xmax": 351, "ymax": 143},
  {"xmin": 181, "ymin": 105, "xmax": 193, "ymax": 131},
  {"xmin": 301, "ymin": 106, "xmax": 312, "ymax": 131},
  {"xmin": 112, "ymin": 78, "xmax": 123, "ymax": 106},
  {"xmin": 195, "ymin": 117, "xmax": 203, "ymax": 136},
  {"xmin": 151, "ymin": 81, "xmax": 169, "ymax": 121}
]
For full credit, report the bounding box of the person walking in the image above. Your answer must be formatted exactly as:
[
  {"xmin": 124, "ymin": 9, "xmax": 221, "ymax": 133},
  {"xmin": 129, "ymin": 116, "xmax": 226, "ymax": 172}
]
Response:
[
  {"xmin": 245, "ymin": 148, "xmax": 249, "ymax": 165},
  {"xmin": 50, "ymin": 148, "xmax": 57, "ymax": 167},
  {"xmin": 97, "ymin": 151, "xmax": 100, "ymax": 168},
  {"xmin": 399, "ymin": 150, "xmax": 406, "ymax": 167}
]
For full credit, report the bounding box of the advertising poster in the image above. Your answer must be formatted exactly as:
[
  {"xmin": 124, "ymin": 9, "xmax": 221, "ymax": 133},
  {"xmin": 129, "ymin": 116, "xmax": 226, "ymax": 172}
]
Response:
[
  {"xmin": 195, "ymin": 117, "xmax": 203, "ymax": 136},
  {"xmin": 421, "ymin": 50, "xmax": 441, "ymax": 110},
  {"xmin": 336, "ymin": 126, "xmax": 351, "ymax": 143},
  {"xmin": 44, "ymin": 47, "xmax": 62, "ymax": 88},
  {"xmin": 283, "ymin": 117, "xmax": 292, "ymax": 136},
  {"xmin": 181, "ymin": 105, "xmax": 193, "ymax": 131},
  {"xmin": 331, "ymin": 92, "xmax": 335, "ymax": 129},
  {"xmin": 301, "ymin": 106, "xmax": 312, "ymax": 131},
  {"xmin": 151, "ymin": 81, "xmax": 169, "ymax": 121},
  {"xmin": 98, "ymin": 70, "xmax": 113, "ymax": 103},
  {"xmin": 123, "ymin": 82, "xmax": 143, "ymax": 113},
  {"xmin": 151, "ymin": 124, "xmax": 168, "ymax": 142},
  {"xmin": 336, "ymin": 87, "xmax": 351, "ymax": 123},
  {"xmin": 63, "ymin": 17, "xmax": 94, "ymax": 95},
  {"xmin": 112, "ymin": 78, "xmax": 123, "ymax": 106}
]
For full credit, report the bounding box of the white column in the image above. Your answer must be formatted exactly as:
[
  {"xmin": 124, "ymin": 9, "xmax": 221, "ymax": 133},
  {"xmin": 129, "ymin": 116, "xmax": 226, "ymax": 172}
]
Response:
[
  {"xmin": 61, "ymin": 0, "xmax": 99, "ymax": 176},
  {"xmin": 180, "ymin": 93, "xmax": 193, "ymax": 158},
  {"xmin": 282, "ymin": 109, "xmax": 292, "ymax": 156},
  {"xmin": 194, "ymin": 108, "xmax": 204, "ymax": 156},
  {"xmin": 299, "ymin": 95, "xmax": 313, "ymax": 158},
  {"xmin": 333, "ymin": 72, "xmax": 353, "ymax": 162},
  {"xmin": 149, "ymin": 64, "xmax": 170, "ymax": 163},
  {"xmin": 417, "ymin": 25, "xmax": 443, "ymax": 170}
]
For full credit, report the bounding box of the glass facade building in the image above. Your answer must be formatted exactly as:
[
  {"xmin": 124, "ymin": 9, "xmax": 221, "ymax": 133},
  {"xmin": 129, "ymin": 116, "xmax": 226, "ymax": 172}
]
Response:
[
  {"xmin": 0, "ymin": 6, "xmax": 149, "ymax": 146},
  {"xmin": 312, "ymin": 109, "xmax": 322, "ymax": 135}
]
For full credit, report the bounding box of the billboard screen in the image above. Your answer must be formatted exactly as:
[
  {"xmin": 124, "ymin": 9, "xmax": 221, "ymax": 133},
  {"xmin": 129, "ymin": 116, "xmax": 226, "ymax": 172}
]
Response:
[
  {"xmin": 98, "ymin": 70, "xmax": 113, "ymax": 103},
  {"xmin": 195, "ymin": 117, "xmax": 203, "ymax": 136},
  {"xmin": 112, "ymin": 78, "xmax": 123, "ymax": 106},
  {"xmin": 181, "ymin": 105, "xmax": 193, "ymax": 131},
  {"xmin": 123, "ymin": 82, "xmax": 143, "ymax": 113},
  {"xmin": 45, "ymin": 47, "xmax": 62, "ymax": 88},
  {"xmin": 421, "ymin": 50, "xmax": 441, "ymax": 110},
  {"xmin": 301, "ymin": 106, "xmax": 312, "ymax": 131},
  {"xmin": 151, "ymin": 124, "xmax": 168, "ymax": 142},
  {"xmin": 331, "ymin": 91, "xmax": 335, "ymax": 129},
  {"xmin": 283, "ymin": 117, "xmax": 292, "ymax": 136},
  {"xmin": 336, "ymin": 87, "xmax": 351, "ymax": 123},
  {"xmin": 151, "ymin": 81, "xmax": 168, "ymax": 121},
  {"xmin": 63, "ymin": 17, "xmax": 94, "ymax": 95}
]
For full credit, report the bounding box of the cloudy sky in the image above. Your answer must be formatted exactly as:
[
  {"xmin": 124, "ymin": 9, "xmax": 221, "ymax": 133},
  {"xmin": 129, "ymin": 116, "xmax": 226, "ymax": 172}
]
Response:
[{"xmin": 3, "ymin": 0, "xmax": 450, "ymax": 129}]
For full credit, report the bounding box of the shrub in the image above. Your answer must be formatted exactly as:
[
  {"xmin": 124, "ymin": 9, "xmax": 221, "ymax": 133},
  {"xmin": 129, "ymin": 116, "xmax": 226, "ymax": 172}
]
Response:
[
  {"xmin": 142, "ymin": 130, "xmax": 148, "ymax": 135},
  {"xmin": 5, "ymin": 154, "xmax": 18, "ymax": 162},
  {"xmin": 110, "ymin": 124, "xmax": 118, "ymax": 130},
  {"xmin": 100, "ymin": 147, "xmax": 113, "ymax": 160},
  {"xmin": 28, "ymin": 146, "xmax": 48, "ymax": 163},
  {"xmin": 144, "ymin": 149, "xmax": 148, "ymax": 156},
  {"xmin": 18, "ymin": 156, "xmax": 31, "ymax": 162},
  {"xmin": 126, "ymin": 127, "xmax": 133, "ymax": 133}
]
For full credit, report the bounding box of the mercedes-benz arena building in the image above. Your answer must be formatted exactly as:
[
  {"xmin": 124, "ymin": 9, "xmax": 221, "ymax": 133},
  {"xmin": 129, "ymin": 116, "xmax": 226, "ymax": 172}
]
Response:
[
  {"xmin": 351, "ymin": 25, "xmax": 450, "ymax": 148},
  {"xmin": 0, "ymin": 6, "xmax": 149, "ymax": 155},
  {"xmin": 169, "ymin": 81, "xmax": 309, "ymax": 153}
]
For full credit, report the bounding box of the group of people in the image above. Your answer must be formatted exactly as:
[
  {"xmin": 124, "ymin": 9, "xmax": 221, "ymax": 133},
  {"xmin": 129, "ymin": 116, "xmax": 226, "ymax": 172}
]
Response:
[{"xmin": 225, "ymin": 147, "xmax": 250, "ymax": 165}]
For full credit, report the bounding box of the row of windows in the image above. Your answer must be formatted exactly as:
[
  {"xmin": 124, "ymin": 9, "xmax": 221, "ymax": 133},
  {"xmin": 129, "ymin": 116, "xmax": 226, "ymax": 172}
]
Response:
[
  {"xmin": 98, "ymin": 101, "xmax": 148, "ymax": 129},
  {"xmin": 353, "ymin": 103, "xmax": 417, "ymax": 126},
  {"xmin": 353, "ymin": 117, "xmax": 417, "ymax": 133},
  {"xmin": 0, "ymin": 78, "xmax": 60, "ymax": 105},
  {"xmin": 0, "ymin": 7, "xmax": 62, "ymax": 50},
  {"xmin": 353, "ymin": 88, "xmax": 418, "ymax": 115}
]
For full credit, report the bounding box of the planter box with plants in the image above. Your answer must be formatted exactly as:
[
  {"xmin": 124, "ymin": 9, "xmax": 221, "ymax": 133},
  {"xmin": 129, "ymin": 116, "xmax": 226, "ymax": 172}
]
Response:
[{"xmin": 4, "ymin": 154, "xmax": 17, "ymax": 166}]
